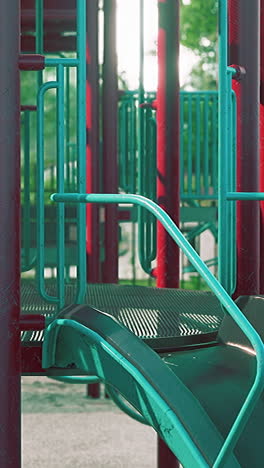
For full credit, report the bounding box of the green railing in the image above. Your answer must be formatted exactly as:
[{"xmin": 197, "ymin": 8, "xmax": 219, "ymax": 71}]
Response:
[
  {"xmin": 21, "ymin": 0, "xmax": 236, "ymax": 298},
  {"xmin": 118, "ymin": 89, "xmax": 222, "ymax": 275},
  {"xmin": 32, "ymin": 0, "xmax": 86, "ymax": 308},
  {"xmin": 118, "ymin": 90, "xmax": 219, "ymax": 200},
  {"xmin": 22, "ymin": 88, "xmax": 221, "ymax": 278},
  {"xmin": 218, "ymin": 0, "xmax": 238, "ymax": 295},
  {"xmin": 21, "ymin": 107, "xmax": 37, "ymax": 272},
  {"xmin": 51, "ymin": 190, "xmax": 264, "ymax": 468}
]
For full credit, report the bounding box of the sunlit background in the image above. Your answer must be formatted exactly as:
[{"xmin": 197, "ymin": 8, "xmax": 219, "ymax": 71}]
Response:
[{"xmin": 116, "ymin": 0, "xmax": 198, "ymax": 91}]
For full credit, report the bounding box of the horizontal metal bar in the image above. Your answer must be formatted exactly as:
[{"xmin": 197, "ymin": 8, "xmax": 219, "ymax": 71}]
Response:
[
  {"xmin": 21, "ymin": 105, "xmax": 37, "ymax": 112},
  {"xmin": 19, "ymin": 54, "xmax": 45, "ymax": 70},
  {"xmin": 20, "ymin": 315, "xmax": 45, "ymax": 331},
  {"xmin": 227, "ymin": 192, "xmax": 264, "ymax": 200},
  {"xmin": 47, "ymin": 375, "xmax": 100, "ymax": 384},
  {"xmin": 45, "ymin": 58, "xmax": 79, "ymax": 67},
  {"xmin": 181, "ymin": 195, "xmax": 218, "ymax": 201}
]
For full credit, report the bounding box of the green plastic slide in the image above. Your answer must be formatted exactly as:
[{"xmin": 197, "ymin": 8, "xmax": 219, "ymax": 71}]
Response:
[{"xmin": 43, "ymin": 303, "xmax": 261, "ymax": 468}]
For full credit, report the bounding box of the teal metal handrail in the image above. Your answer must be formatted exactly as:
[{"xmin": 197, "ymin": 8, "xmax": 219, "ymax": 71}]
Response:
[
  {"xmin": 218, "ymin": 0, "xmax": 238, "ymax": 296},
  {"xmin": 119, "ymin": 89, "xmax": 222, "ymax": 276},
  {"xmin": 47, "ymin": 375, "xmax": 100, "ymax": 384},
  {"xmin": 105, "ymin": 384, "xmax": 149, "ymax": 426},
  {"xmin": 119, "ymin": 90, "xmax": 220, "ymax": 201},
  {"xmin": 37, "ymin": 81, "xmax": 59, "ymax": 304},
  {"xmin": 21, "ymin": 108, "xmax": 37, "ymax": 272},
  {"xmin": 51, "ymin": 190, "xmax": 264, "ymax": 468},
  {"xmin": 56, "ymin": 64, "xmax": 65, "ymax": 309},
  {"xmin": 34, "ymin": 0, "xmax": 86, "ymax": 308}
]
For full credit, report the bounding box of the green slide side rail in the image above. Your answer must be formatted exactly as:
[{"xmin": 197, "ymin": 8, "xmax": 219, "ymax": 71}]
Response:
[
  {"xmin": 51, "ymin": 192, "xmax": 264, "ymax": 467},
  {"xmin": 43, "ymin": 306, "xmax": 240, "ymax": 468}
]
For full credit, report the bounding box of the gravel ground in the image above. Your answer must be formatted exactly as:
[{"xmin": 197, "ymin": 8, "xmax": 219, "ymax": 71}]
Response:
[{"xmin": 22, "ymin": 377, "xmax": 157, "ymax": 468}]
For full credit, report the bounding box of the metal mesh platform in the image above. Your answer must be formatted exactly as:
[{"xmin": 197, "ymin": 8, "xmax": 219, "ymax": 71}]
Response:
[{"xmin": 21, "ymin": 282, "xmax": 224, "ymax": 350}]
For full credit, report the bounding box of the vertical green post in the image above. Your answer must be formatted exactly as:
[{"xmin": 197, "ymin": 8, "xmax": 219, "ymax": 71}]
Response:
[
  {"xmin": 56, "ymin": 64, "xmax": 65, "ymax": 308},
  {"xmin": 22, "ymin": 110, "xmax": 31, "ymax": 269},
  {"xmin": 195, "ymin": 95, "xmax": 201, "ymax": 196},
  {"xmin": 37, "ymin": 81, "xmax": 59, "ymax": 304},
  {"xmin": 212, "ymin": 93, "xmax": 218, "ymax": 193},
  {"xmin": 218, "ymin": 0, "xmax": 230, "ymax": 291},
  {"xmin": 76, "ymin": 0, "xmax": 87, "ymax": 302},
  {"xmin": 138, "ymin": 0, "xmax": 149, "ymax": 273},
  {"xmin": 65, "ymin": 67, "xmax": 71, "ymax": 191}
]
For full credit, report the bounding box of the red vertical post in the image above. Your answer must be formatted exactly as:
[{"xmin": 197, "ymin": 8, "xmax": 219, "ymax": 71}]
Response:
[
  {"xmin": 158, "ymin": 438, "xmax": 180, "ymax": 468},
  {"xmin": 156, "ymin": 0, "xmax": 180, "ymax": 289},
  {"xmin": 102, "ymin": 0, "xmax": 119, "ymax": 283},
  {"xmin": 86, "ymin": 0, "xmax": 100, "ymax": 283},
  {"xmin": 86, "ymin": 0, "xmax": 101, "ymax": 398},
  {"xmin": 156, "ymin": 1, "xmax": 180, "ymax": 467},
  {"xmin": 260, "ymin": 0, "xmax": 264, "ymax": 292},
  {"xmin": 229, "ymin": 0, "xmax": 260, "ymax": 296},
  {"xmin": 0, "ymin": 0, "xmax": 21, "ymax": 465}
]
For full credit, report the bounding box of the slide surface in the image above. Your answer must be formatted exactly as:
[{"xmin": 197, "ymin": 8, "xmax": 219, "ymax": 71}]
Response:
[{"xmin": 43, "ymin": 301, "xmax": 264, "ymax": 468}]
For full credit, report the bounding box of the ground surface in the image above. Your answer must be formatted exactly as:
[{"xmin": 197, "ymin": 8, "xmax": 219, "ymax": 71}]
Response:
[{"xmin": 22, "ymin": 377, "xmax": 156, "ymax": 468}]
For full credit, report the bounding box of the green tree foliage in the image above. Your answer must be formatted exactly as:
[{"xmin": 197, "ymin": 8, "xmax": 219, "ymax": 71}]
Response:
[{"xmin": 180, "ymin": 0, "xmax": 218, "ymax": 90}]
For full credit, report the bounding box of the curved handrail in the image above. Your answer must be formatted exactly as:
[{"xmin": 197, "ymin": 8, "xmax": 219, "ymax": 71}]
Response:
[
  {"xmin": 37, "ymin": 81, "xmax": 60, "ymax": 305},
  {"xmin": 105, "ymin": 384, "xmax": 149, "ymax": 426},
  {"xmin": 47, "ymin": 375, "xmax": 100, "ymax": 384},
  {"xmin": 51, "ymin": 191, "xmax": 264, "ymax": 467}
]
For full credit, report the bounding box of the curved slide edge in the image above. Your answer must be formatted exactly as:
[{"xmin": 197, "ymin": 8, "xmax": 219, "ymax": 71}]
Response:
[{"xmin": 42, "ymin": 305, "xmax": 240, "ymax": 468}]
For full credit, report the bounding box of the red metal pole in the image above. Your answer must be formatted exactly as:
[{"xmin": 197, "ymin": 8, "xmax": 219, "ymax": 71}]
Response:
[
  {"xmin": 0, "ymin": 0, "xmax": 21, "ymax": 465},
  {"xmin": 157, "ymin": 1, "xmax": 180, "ymax": 467},
  {"xmin": 102, "ymin": 0, "xmax": 119, "ymax": 284},
  {"xmin": 158, "ymin": 438, "xmax": 180, "ymax": 468},
  {"xmin": 86, "ymin": 0, "xmax": 100, "ymax": 284},
  {"xmin": 156, "ymin": 0, "xmax": 180, "ymax": 289},
  {"xmin": 86, "ymin": 0, "xmax": 101, "ymax": 399},
  {"xmin": 229, "ymin": 0, "xmax": 260, "ymax": 296},
  {"xmin": 260, "ymin": 0, "xmax": 264, "ymax": 293}
]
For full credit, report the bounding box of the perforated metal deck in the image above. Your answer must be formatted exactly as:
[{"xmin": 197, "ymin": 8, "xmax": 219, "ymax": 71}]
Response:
[{"xmin": 22, "ymin": 282, "xmax": 224, "ymax": 350}]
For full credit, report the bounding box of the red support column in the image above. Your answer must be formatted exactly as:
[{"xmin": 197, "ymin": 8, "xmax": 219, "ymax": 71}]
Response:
[
  {"xmin": 102, "ymin": 0, "xmax": 119, "ymax": 284},
  {"xmin": 156, "ymin": 1, "xmax": 180, "ymax": 467},
  {"xmin": 158, "ymin": 438, "xmax": 180, "ymax": 468},
  {"xmin": 0, "ymin": 0, "xmax": 21, "ymax": 465},
  {"xmin": 86, "ymin": 0, "xmax": 100, "ymax": 284},
  {"xmin": 156, "ymin": 0, "xmax": 180, "ymax": 289},
  {"xmin": 86, "ymin": 0, "xmax": 101, "ymax": 399},
  {"xmin": 229, "ymin": 0, "xmax": 260, "ymax": 296},
  {"xmin": 260, "ymin": 0, "xmax": 264, "ymax": 293}
]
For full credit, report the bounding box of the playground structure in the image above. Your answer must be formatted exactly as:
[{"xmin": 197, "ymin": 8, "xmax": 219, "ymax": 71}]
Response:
[{"xmin": 2, "ymin": 0, "xmax": 264, "ymax": 467}]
